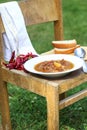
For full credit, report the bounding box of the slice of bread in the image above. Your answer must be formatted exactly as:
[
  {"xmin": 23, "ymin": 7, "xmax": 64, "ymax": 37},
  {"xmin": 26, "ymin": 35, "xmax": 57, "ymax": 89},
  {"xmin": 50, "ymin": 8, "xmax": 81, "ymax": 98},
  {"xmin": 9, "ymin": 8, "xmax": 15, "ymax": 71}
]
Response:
[
  {"xmin": 52, "ymin": 39, "xmax": 77, "ymax": 48},
  {"xmin": 54, "ymin": 45, "xmax": 80, "ymax": 54}
]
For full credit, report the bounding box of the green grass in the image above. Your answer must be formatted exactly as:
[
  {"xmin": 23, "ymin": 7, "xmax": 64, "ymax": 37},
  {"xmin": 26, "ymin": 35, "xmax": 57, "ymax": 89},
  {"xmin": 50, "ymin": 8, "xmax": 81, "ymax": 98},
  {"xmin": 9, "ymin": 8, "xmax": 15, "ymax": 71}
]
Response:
[{"xmin": 0, "ymin": 0, "xmax": 87, "ymax": 130}]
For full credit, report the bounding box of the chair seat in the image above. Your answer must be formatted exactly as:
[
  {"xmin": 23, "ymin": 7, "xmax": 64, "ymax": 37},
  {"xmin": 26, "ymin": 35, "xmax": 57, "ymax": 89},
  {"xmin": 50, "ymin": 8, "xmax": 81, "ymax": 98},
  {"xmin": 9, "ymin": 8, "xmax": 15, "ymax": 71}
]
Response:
[{"xmin": 2, "ymin": 46, "xmax": 87, "ymax": 109}]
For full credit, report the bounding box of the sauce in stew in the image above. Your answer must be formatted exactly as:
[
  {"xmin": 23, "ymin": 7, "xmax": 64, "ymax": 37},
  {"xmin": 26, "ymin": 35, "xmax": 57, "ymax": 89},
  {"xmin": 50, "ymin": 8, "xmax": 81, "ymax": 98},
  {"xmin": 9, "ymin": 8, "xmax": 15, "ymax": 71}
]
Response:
[{"xmin": 34, "ymin": 59, "xmax": 74, "ymax": 73}]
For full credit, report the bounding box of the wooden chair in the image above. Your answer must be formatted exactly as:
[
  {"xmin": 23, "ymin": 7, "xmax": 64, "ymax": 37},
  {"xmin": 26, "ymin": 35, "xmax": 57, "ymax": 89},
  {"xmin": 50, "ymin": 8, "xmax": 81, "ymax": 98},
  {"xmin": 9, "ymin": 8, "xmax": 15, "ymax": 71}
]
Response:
[{"xmin": 0, "ymin": 0, "xmax": 87, "ymax": 130}]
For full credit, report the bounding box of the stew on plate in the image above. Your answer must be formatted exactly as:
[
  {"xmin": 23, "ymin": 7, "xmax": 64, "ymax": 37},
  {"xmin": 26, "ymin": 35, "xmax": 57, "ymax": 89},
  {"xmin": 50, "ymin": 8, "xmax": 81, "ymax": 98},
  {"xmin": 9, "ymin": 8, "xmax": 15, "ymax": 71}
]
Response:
[{"xmin": 34, "ymin": 59, "xmax": 74, "ymax": 73}]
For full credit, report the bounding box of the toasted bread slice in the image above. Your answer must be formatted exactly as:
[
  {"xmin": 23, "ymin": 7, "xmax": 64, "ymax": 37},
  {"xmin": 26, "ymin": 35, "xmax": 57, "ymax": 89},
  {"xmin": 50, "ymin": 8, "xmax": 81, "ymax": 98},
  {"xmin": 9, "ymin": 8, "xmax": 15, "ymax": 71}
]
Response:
[
  {"xmin": 54, "ymin": 45, "xmax": 80, "ymax": 54},
  {"xmin": 52, "ymin": 39, "xmax": 77, "ymax": 48}
]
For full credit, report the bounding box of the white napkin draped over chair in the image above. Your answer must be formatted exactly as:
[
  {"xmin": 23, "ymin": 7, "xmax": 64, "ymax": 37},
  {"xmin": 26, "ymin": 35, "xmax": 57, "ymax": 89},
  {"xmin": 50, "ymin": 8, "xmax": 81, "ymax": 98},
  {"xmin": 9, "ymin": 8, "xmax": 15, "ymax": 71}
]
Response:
[{"xmin": 0, "ymin": 1, "xmax": 38, "ymax": 61}]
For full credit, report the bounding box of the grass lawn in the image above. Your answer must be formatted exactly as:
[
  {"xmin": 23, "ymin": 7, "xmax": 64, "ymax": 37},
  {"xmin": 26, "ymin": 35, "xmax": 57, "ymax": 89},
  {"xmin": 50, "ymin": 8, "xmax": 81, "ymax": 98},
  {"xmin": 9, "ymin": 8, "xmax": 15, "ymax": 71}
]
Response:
[{"xmin": 0, "ymin": 0, "xmax": 87, "ymax": 130}]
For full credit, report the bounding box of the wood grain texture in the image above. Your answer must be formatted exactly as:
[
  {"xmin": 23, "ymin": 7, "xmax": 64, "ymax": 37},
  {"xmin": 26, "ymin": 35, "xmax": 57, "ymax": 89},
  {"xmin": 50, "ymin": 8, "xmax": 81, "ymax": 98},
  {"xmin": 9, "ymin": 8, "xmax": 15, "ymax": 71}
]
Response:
[{"xmin": 19, "ymin": 0, "xmax": 58, "ymax": 25}]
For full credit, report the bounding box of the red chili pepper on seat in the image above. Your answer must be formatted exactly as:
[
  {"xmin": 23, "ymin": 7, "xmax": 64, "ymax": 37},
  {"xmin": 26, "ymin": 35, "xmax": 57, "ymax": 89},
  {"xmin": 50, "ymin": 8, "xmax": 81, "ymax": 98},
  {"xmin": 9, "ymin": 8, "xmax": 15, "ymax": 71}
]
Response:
[{"xmin": 3, "ymin": 51, "xmax": 38, "ymax": 71}]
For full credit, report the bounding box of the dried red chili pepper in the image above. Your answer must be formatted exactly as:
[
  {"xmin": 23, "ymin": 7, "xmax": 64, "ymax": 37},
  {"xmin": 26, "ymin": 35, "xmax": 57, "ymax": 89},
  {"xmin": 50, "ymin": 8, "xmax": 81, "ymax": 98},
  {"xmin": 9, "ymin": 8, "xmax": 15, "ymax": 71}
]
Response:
[
  {"xmin": 9, "ymin": 51, "xmax": 15, "ymax": 63},
  {"xmin": 3, "ymin": 51, "xmax": 38, "ymax": 71}
]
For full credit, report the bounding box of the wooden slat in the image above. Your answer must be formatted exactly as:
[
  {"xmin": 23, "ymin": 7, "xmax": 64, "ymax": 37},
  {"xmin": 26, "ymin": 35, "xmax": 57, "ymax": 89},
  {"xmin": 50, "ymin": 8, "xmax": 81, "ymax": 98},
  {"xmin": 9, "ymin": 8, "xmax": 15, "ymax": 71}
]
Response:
[
  {"xmin": 19, "ymin": 0, "xmax": 64, "ymax": 40},
  {"xmin": 1, "ymin": 67, "xmax": 51, "ymax": 97},
  {"xmin": 2, "ymin": 66, "xmax": 87, "ymax": 96},
  {"xmin": 19, "ymin": 0, "xmax": 59, "ymax": 25},
  {"xmin": 58, "ymin": 70, "xmax": 87, "ymax": 94},
  {"xmin": 59, "ymin": 89, "xmax": 87, "ymax": 110}
]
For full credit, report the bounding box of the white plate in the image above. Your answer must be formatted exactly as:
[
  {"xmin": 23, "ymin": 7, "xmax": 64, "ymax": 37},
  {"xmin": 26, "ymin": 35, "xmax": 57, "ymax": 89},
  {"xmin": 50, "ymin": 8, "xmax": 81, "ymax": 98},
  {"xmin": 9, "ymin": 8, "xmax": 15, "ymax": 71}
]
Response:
[{"xmin": 24, "ymin": 54, "xmax": 83, "ymax": 78}]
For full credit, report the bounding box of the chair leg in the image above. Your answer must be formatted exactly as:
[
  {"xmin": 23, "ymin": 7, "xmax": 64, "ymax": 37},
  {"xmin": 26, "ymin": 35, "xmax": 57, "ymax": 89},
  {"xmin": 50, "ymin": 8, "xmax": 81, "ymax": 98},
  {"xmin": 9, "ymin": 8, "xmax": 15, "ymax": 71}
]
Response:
[
  {"xmin": 0, "ymin": 82, "xmax": 12, "ymax": 130},
  {"xmin": 46, "ymin": 85, "xmax": 59, "ymax": 130}
]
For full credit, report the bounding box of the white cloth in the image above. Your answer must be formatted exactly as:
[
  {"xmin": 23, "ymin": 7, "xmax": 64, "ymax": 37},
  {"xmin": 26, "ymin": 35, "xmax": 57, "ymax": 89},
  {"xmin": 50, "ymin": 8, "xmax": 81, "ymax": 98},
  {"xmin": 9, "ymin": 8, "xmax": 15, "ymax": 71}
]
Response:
[{"xmin": 0, "ymin": 1, "xmax": 38, "ymax": 61}]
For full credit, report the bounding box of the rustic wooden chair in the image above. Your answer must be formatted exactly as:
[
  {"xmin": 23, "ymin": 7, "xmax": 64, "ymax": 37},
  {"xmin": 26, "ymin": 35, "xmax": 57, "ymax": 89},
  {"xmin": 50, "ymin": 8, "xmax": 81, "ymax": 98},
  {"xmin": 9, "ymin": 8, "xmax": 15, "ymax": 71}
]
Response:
[{"xmin": 0, "ymin": 0, "xmax": 87, "ymax": 130}]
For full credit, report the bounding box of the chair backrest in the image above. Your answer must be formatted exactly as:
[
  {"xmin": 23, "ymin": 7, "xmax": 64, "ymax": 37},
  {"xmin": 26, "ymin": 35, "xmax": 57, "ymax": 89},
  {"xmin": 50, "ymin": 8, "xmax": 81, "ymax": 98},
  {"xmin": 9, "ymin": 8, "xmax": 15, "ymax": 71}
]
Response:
[
  {"xmin": 19, "ymin": 0, "xmax": 63, "ymax": 39},
  {"xmin": 0, "ymin": 0, "xmax": 63, "ymax": 61}
]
